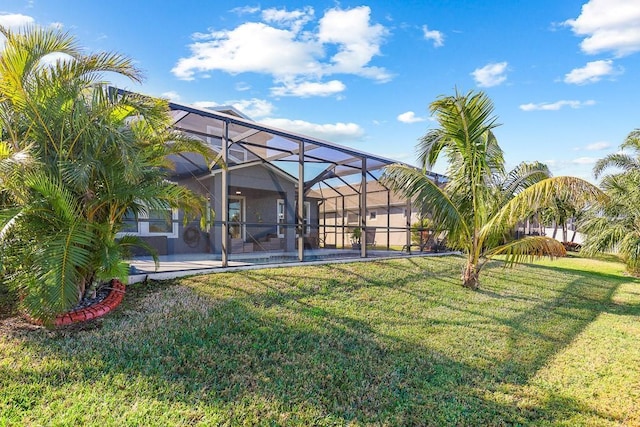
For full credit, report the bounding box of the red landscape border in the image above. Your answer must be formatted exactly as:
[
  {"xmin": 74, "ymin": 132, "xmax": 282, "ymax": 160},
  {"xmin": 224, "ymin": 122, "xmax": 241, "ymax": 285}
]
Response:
[{"xmin": 52, "ymin": 279, "xmax": 126, "ymax": 326}]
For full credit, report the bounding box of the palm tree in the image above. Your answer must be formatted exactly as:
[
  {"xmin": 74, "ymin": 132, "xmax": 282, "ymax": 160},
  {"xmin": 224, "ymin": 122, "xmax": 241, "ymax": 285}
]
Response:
[
  {"xmin": 539, "ymin": 194, "xmax": 576, "ymax": 243},
  {"xmin": 593, "ymin": 129, "xmax": 640, "ymax": 178},
  {"xmin": 383, "ymin": 90, "xmax": 602, "ymax": 289},
  {"xmin": 0, "ymin": 25, "xmax": 216, "ymax": 322},
  {"xmin": 582, "ymin": 128, "xmax": 640, "ymax": 273}
]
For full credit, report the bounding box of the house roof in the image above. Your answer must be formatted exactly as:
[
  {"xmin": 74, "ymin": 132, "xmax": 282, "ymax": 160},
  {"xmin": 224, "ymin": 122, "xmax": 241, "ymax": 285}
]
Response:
[{"xmin": 165, "ymin": 99, "xmax": 446, "ymax": 196}]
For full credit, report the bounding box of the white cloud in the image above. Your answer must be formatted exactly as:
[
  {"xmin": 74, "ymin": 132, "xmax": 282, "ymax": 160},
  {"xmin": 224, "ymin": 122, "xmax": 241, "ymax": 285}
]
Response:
[
  {"xmin": 191, "ymin": 98, "xmax": 361, "ymax": 141},
  {"xmin": 161, "ymin": 91, "xmax": 181, "ymax": 101},
  {"xmin": 422, "ymin": 25, "xmax": 444, "ymax": 47},
  {"xmin": 262, "ymin": 6, "xmax": 314, "ymax": 32},
  {"xmin": 230, "ymin": 99, "xmax": 275, "ymax": 118},
  {"xmin": 572, "ymin": 156, "xmax": 598, "ymax": 165},
  {"xmin": 260, "ymin": 118, "xmax": 364, "ymax": 142},
  {"xmin": 471, "ymin": 62, "xmax": 508, "ymax": 87},
  {"xmin": 0, "ymin": 13, "xmax": 35, "ymax": 29},
  {"xmin": 235, "ymin": 82, "xmax": 251, "ymax": 91},
  {"xmin": 564, "ymin": 59, "xmax": 620, "ymax": 84},
  {"xmin": 317, "ymin": 6, "xmax": 391, "ymax": 81},
  {"xmin": 585, "ymin": 141, "xmax": 611, "ymax": 150},
  {"xmin": 271, "ymin": 79, "xmax": 345, "ymax": 97},
  {"xmin": 193, "ymin": 98, "xmax": 275, "ymax": 119},
  {"xmin": 231, "ymin": 6, "xmax": 260, "ymax": 15},
  {"xmin": 172, "ymin": 6, "xmax": 391, "ymax": 95},
  {"xmin": 397, "ymin": 111, "xmax": 426, "ymax": 124},
  {"xmin": 191, "ymin": 101, "xmax": 218, "ymax": 109},
  {"xmin": 564, "ymin": 0, "xmax": 640, "ymax": 56},
  {"xmin": 39, "ymin": 52, "xmax": 73, "ymax": 67},
  {"xmin": 519, "ymin": 99, "xmax": 596, "ymax": 111},
  {"xmin": 172, "ymin": 22, "xmax": 323, "ymax": 80}
]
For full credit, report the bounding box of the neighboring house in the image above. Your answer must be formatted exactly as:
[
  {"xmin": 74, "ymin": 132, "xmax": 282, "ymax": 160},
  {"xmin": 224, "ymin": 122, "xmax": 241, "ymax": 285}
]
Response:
[{"xmin": 121, "ymin": 96, "xmax": 445, "ymax": 265}]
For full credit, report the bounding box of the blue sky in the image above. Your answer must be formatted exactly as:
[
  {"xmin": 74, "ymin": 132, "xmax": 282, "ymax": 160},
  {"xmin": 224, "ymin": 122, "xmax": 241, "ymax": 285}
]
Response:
[{"xmin": 2, "ymin": 0, "xmax": 639, "ymax": 182}]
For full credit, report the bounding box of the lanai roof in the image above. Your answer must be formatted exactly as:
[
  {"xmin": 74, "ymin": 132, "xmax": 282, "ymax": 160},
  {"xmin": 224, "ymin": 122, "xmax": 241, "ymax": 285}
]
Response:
[{"xmin": 166, "ymin": 100, "xmax": 446, "ymax": 195}]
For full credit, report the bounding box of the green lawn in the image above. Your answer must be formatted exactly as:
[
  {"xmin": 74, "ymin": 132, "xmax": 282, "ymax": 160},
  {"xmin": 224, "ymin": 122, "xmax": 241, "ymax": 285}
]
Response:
[{"xmin": 1, "ymin": 255, "xmax": 639, "ymax": 426}]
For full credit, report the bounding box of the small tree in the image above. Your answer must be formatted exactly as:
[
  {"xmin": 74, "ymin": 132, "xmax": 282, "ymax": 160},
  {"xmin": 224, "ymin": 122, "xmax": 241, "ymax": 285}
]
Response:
[
  {"xmin": 383, "ymin": 90, "xmax": 603, "ymax": 289},
  {"xmin": 411, "ymin": 217, "xmax": 433, "ymax": 245},
  {"xmin": 350, "ymin": 226, "xmax": 362, "ymax": 247}
]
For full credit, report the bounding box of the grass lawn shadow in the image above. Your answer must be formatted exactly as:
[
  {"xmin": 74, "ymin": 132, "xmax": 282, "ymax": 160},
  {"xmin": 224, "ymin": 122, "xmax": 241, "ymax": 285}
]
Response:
[{"xmin": 1, "ymin": 255, "xmax": 638, "ymax": 425}]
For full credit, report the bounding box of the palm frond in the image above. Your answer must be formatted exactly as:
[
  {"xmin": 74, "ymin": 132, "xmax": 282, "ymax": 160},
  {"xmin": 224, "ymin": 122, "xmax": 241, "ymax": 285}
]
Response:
[
  {"xmin": 620, "ymin": 129, "xmax": 640, "ymax": 151},
  {"xmin": 593, "ymin": 153, "xmax": 639, "ymax": 179},
  {"xmin": 116, "ymin": 234, "xmax": 160, "ymax": 272},
  {"xmin": 501, "ymin": 161, "xmax": 551, "ymax": 199},
  {"xmin": 495, "ymin": 176, "xmax": 605, "ymax": 228},
  {"xmin": 381, "ymin": 164, "xmax": 470, "ymax": 249},
  {"xmin": 417, "ymin": 129, "xmax": 445, "ymax": 170},
  {"xmin": 485, "ymin": 236, "xmax": 566, "ymax": 267}
]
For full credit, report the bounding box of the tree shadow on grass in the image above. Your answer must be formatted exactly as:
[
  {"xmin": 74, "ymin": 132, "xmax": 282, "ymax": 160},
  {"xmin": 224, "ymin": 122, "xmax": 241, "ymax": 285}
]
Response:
[{"xmin": 0, "ymin": 257, "xmax": 634, "ymax": 425}]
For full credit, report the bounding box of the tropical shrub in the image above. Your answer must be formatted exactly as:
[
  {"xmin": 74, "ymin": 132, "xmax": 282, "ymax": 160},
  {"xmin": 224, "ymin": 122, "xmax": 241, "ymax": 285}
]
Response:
[
  {"xmin": 582, "ymin": 130, "xmax": 640, "ymax": 273},
  {"xmin": 0, "ymin": 25, "xmax": 216, "ymax": 322}
]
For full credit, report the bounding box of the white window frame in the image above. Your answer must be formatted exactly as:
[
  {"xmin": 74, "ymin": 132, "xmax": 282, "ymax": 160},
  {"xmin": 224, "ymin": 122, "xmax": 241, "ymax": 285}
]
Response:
[
  {"xmin": 277, "ymin": 199, "xmax": 286, "ymax": 238},
  {"xmin": 303, "ymin": 201, "xmax": 311, "ymax": 236},
  {"xmin": 295, "ymin": 201, "xmax": 311, "ymax": 237},
  {"xmin": 117, "ymin": 208, "xmax": 179, "ymax": 239}
]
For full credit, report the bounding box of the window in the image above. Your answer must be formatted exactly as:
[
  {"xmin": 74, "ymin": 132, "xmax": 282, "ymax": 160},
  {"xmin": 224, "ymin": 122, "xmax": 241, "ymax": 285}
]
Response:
[
  {"xmin": 277, "ymin": 199, "xmax": 286, "ymax": 238},
  {"xmin": 121, "ymin": 210, "xmax": 139, "ymax": 233},
  {"xmin": 369, "ymin": 210, "xmax": 377, "ymax": 221},
  {"xmin": 149, "ymin": 209, "xmax": 173, "ymax": 233},
  {"xmin": 229, "ymin": 197, "xmax": 245, "ymax": 240},
  {"xmin": 347, "ymin": 212, "xmax": 359, "ymax": 225},
  {"xmin": 303, "ymin": 201, "xmax": 311, "ymax": 236},
  {"xmin": 118, "ymin": 207, "xmax": 179, "ymax": 238}
]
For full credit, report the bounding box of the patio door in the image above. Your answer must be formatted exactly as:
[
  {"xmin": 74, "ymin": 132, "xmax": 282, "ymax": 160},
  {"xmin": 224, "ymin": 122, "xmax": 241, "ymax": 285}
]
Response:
[{"xmin": 229, "ymin": 197, "xmax": 245, "ymax": 240}]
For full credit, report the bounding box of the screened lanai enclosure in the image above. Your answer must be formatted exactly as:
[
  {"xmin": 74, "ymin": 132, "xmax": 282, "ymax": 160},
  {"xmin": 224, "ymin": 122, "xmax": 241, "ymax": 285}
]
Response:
[{"xmin": 126, "ymin": 100, "xmax": 447, "ymax": 274}]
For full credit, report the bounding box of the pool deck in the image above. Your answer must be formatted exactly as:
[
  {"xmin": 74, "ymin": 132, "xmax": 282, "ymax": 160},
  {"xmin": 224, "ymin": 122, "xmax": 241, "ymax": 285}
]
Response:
[{"xmin": 127, "ymin": 249, "xmax": 457, "ymax": 283}]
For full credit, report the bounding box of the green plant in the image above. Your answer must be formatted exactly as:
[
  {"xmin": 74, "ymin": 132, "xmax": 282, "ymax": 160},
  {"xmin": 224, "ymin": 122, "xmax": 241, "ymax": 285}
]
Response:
[
  {"xmin": 411, "ymin": 217, "xmax": 433, "ymax": 244},
  {"xmin": 350, "ymin": 226, "xmax": 362, "ymax": 244},
  {"xmin": 383, "ymin": 89, "xmax": 603, "ymax": 289},
  {"xmin": 1, "ymin": 256, "xmax": 638, "ymax": 425},
  {"xmin": 0, "ymin": 25, "xmax": 218, "ymax": 323},
  {"xmin": 581, "ymin": 129, "xmax": 640, "ymax": 274}
]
